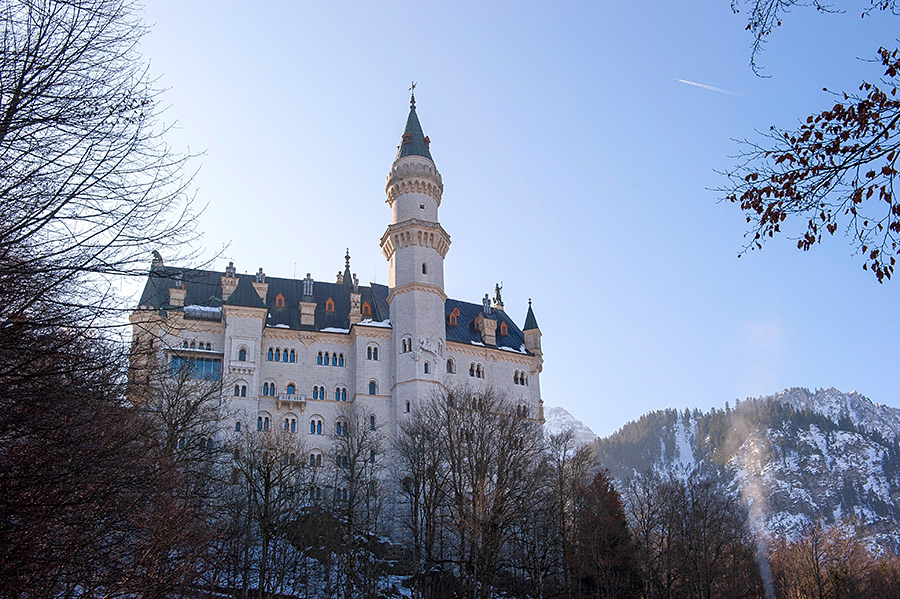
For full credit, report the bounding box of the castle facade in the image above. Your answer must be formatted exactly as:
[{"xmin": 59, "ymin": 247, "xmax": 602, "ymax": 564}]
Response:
[{"xmin": 131, "ymin": 95, "xmax": 544, "ymax": 456}]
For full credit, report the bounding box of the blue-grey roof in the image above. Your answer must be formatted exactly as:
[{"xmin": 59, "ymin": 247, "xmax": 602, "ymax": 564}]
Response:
[
  {"xmin": 396, "ymin": 96, "xmax": 434, "ymax": 162},
  {"xmin": 444, "ymin": 299, "xmax": 527, "ymax": 353},
  {"xmin": 137, "ymin": 267, "xmax": 529, "ymax": 353}
]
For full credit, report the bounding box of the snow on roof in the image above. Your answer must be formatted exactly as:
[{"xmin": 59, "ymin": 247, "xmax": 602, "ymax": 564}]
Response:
[{"xmin": 357, "ymin": 319, "xmax": 392, "ymax": 328}]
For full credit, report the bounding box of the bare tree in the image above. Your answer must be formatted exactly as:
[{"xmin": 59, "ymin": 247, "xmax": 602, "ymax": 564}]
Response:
[
  {"xmin": 723, "ymin": 2, "xmax": 900, "ymax": 281},
  {"xmin": 329, "ymin": 402, "xmax": 386, "ymax": 599}
]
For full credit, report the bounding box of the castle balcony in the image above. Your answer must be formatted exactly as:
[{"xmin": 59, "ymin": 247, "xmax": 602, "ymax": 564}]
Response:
[{"xmin": 277, "ymin": 393, "xmax": 306, "ymax": 412}]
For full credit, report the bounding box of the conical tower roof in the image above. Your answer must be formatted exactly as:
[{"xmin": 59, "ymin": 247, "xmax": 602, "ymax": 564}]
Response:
[
  {"xmin": 396, "ymin": 91, "xmax": 433, "ymax": 162},
  {"xmin": 523, "ymin": 299, "xmax": 540, "ymax": 331}
]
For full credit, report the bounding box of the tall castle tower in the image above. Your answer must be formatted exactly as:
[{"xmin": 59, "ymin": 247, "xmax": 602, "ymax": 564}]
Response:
[{"xmin": 380, "ymin": 92, "xmax": 451, "ymax": 422}]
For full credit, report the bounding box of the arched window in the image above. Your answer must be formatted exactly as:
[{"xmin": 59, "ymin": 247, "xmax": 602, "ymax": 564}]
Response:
[
  {"xmin": 238, "ymin": 348, "xmax": 247, "ymax": 361},
  {"xmin": 368, "ymin": 380, "xmax": 377, "ymax": 395},
  {"xmin": 367, "ymin": 347, "xmax": 372, "ymax": 360},
  {"xmin": 369, "ymin": 415, "xmax": 376, "ymax": 431},
  {"xmin": 514, "ymin": 371, "xmax": 520, "ymax": 385},
  {"xmin": 317, "ymin": 352, "xmax": 323, "ymax": 365},
  {"xmin": 241, "ymin": 385, "xmax": 247, "ymax": 397},
  {"xmin": 448, "ymin": 307, "xmax": 460, "ymax": 326},
  {"xmin": 275, "ymin": 293, "xmax": 285, "ymax": 308},
  {"xmin": 424, "ymin": 362, "xmax": 430, "ymax": 374},
  {"xmin": 373, "ymin": 346, "xmax": 379, "ymax": 360},
  {"xmin": 274, "ymin": 348, "xmax": 280, "ymax": 362},
  {"xmin": 257, "ymin": 415, "xmax": 270, "ymax": 431},
  {"xmin": 263, "ymin": 382, "xmax": 269, "ymax": 396},
  {"xmin": 190, "ymin": 341, "xmax": 195, "ymax": 349},
  {"xmin": 284, "ymin": 417, "xmax": 297, "ymax": 432},
  {"xmin": 312, "ymin": 386, "xmax": 319, "ymax": 400},
  {"xmin": 309, "ymin": 418, "xmax": 323, "ymax": 435},
  {"xmin": 331, "ymin": 353, "xmax": 337, "ymax": 366},
  {"xmin": 469, "ymin": 363, "xmax": 475, "ymax": 377},
  {"xmin": 182, "ymin": 340, "xmax": 188, "ymax": 348},
  {"xmin": 338, "ymin": 353, "xmax": 344, "ymax": 367},
  {"xmin": 342, "ymin": 388, "xmax": 347, "ymax": 401},
  {"xmin": 235, "ymin": 421, "xmax": 241, "ymax": 432},
  {"xmin": 499, "ymin": 321, "xmax": 509, "ymax": 336},
  {"xmin": 447, "ymin": 358, "xmax": 455, "ymax": 374},
  {"xmin": 234, "ymin": 384, "xmax": 241, "ymax": 397},
  {"xmin": 325, "ymin": 297, "xmax": 335, "ymax": 312},
  {"xmin": 335, "ymin": 421, "xmax": 344, "ymax": 436},
  {"xmin": 324, "ymin": 352, "xmax": 330, "ymax": 365},
  {"xmin": 362, "ymin": 301, "xmax": 371, "ymax": 316},
  {"xmin": 206, "ymin": 342, "xmax": 211, "ymax": 350},
  {"xmin": 289, "ymin": 349, "xmax": 295, "ymax": 363},
  {"xmin": 282, "ymin": 349, "xmax": 288, "ymax": 362},
  {"xmin": 477, "ymin": 365, "xmax": 483, "ymax": 378},
  {"xmin": 405, "ymin": 401, "xmax": 411, "ymax": 413},
  {"xmin": 286, "ymin": 383, "xmax": 296, "ymax": 395},
  {"xmin": 268, "ymin": 348, "xmax": 274, "ymax": 361}
]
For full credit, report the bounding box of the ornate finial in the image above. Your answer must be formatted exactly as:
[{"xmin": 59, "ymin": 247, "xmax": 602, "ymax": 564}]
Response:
[
  {"xmin": 255, "ymin": 267, "xmax": 265, "ymax": 283},
  {"xmin": 345, "ymin": 248, "xmax": 351, "ymax": 269},
  {"xmin": 528, "ymin": 298, "xmax": 532, "ymax": 307},
  {"xmin": 409, "ymin": 81, "xmax": 417, "ymax": 108}
]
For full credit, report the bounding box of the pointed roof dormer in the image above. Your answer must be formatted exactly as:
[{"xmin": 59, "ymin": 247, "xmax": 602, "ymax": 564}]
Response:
[
  {"xmin": 396, "ymin": 87, "xmax": 433, "ymax": 162},
  {"xmin": 523, "ymin": 298, "xmax": 540, "ymax": 331}
]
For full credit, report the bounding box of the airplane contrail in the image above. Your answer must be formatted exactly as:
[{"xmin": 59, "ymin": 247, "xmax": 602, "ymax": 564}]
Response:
[{"xmin": 675, "ymin": 78, "xmax": 742, "ymax": 96}]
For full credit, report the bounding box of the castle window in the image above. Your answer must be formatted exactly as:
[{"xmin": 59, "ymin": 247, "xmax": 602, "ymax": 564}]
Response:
[
  {"xmin": 419, "ymin": 203, "xmax": 425, "ymax": 210},
  {"xmin": 235, "ymin": 421, "xmax": 241, "ymax": 432},
  {"xmin": 282, "ymin": 348, "xmax": 288, "ymax": 362},
  {"xmin": 370, "ymin": 415, "xmax": 376, "ymax": 431},
  {"xmin": 309, "ymin": 418, "xmax": 323, "ymax": 435},
  {"xmin": 275, "ymin": 293, "xmax": 285, "ymax": 308},
  {"xmin": 367, "ymin": 347, "xmax": 372, "ymax": 360},
  {"xmin": 182, "ymin": 340, "xmax": 188, "ymax": 348},
  {"xmin": 238, "ymin": 348, "xmax": 247, "ymax": 361},
  {"xmin": 257, "ymin": 415, "xmax": 270, "ymax": 432},
  {"xmin": 424, "ymin": 362, "xmax": 430, "ymax": 374},
  {"xmin": 499, "ymin": 322, "xmax": 508, "ymax": 336},
  {"xmin": 447, "ymin": 358, "xmax": 455, "ymax": 374},
  {"xmin": 263, "ymin": 382, "xmax": 269, "ymax": 396},
  {"xmin": 477, "ymin": 365, "xmax": 483, "ymax": 378},
  {"xmin": 338, "ymin": 353, "xmax": 344, "ymax": 367},
  {"xmin": 205, "ymin": 342, "xmax": 211, "ymax": 350},
  {"xmin": 286, "ymin": 383, "xmax": 296, "ymax": 395},
  {"xmin": 335, "ymin": 421, "xmax": 346, "ymax": 436},
  {"xmin": 405, "ymin": 401, "xmax": 410, "ymax": 413},
  {"xmin": 309, "ymin": 452, "xmax": 322, "ymax": 467},
  {"xmin": 274, "ymin": 348, "xmax": 280, "ymax": 362},
  {"xmin": 368, "ymin": 380, "xmax": 377, "ymax": 395},
  {"xmin": 325, "ymin": 297, "xmax": 335, "ymax": 312},
  {"xmin": 448, "ymin": 307, "xmax": 460, "ymax": 327},
  {"xmin": 289, "ymin": 349, "xmax": 295, "ymax": 362},
  {"xmin": 190, "ymin": 341, "xmax": 195, "ymax": 349},
  {"xmin": 268, "ymin": 348, "xmax": 274, "ymax": 361},
  {"xmin": 469, "ymin": 363, "xmax": 475, "ymax": 377},
  {"xmin": 241, "ymin": 385, "xmax": 247, "ymax": 397},
  {"xmin": 332, "ymin": 353, "xmax": 338, "ymax": 366},
  {"xmin": 514, "ymin": 371, "xmax": 520, "ymax": 385},
  {"xmin": 362, "ymin": 301, "xmax": 372, "ymax": 317},
  {"xmin": 317, "ymin": 352, "xmax": 323, "ymax": 365},
  {"xmin": 422, "ymin": 263, "xmax": 427, "ymax": 275},
  {"xmin": 284, "ymin": 417, "xmax": 297, "ymax": 433},
  {"xmin": 234, "ymin": 384, "xmax": 241, "ymax": 396}
]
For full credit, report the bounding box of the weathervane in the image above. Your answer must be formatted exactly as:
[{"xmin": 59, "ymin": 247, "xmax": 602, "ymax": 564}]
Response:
[{"xmin": 409, "ymin": 81, "xmax": 417, "ymax": 108}]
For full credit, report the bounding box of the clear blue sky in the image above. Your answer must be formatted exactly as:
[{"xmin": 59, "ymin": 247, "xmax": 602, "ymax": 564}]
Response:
[{"xmin": 138, "ymin": 1, "xmax": 900, "ymax": 437}]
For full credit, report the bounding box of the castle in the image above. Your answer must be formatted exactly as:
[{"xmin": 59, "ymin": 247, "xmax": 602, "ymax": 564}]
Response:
[{"xmin": 130, "ymin": 93, "xmax": 544, "ymax": 451}]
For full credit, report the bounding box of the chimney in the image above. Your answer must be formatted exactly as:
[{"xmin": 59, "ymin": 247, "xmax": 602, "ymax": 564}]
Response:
[
  {"xmin": 221, "ymin": 261, "xmax": 238, "ymax": 301},
  {"xmin": 251, "ymin": 267, "xmax": 268, "ymax": 303},
  {"xmin": 299, "ymin": 273, "xmax": 316, "ymax": 326}
]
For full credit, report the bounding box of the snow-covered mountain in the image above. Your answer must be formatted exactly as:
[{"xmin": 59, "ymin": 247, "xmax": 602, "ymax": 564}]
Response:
[
  {"xmin": 543, "ymin": 405, "xmax": 598, "ymax": 447},
  {"xmin": 595, "ymin": 388, "xmax": 900, "ymax": 551}
]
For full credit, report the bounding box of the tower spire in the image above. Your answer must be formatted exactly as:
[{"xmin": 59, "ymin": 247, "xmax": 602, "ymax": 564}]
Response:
[{"xmin": 397, "ymin": 84, "xmax": 433, "ymax": 162}]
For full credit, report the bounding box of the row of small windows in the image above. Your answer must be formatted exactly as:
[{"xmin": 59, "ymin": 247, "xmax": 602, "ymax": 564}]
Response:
[
  {"xmin": 514, "ymin": 370, "xmax": 529, "ymax": 386},
  {"xmin": 182, "ymin": 340, "xmax": 212, "ymax": 350},
  {"xmin": 515, "ymin": 405, "xmax": 530, "ymax": 418},
  {"xmin": 469, "ymin": 363, "xmax": 484, "ymax": 378},
  {"xmin": 267, "ymin": 347, "xmax": 296, "ymax": 362},
  {"xmin": 317, "ymin": 352, "xmax": 345, "ymax": 366},
  {"xmin": 255, "ymin": 414, "xmax": 377, "ymax": 435},
  {"xmin": 168, "ymin": 356, "xmax": 222, "ymax": 380},
  {"xmin": 251, "ymin": 382, "xmax": 376, "ymax": 400}
]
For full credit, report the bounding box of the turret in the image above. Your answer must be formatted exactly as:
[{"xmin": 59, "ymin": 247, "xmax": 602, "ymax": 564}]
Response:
[{"xmin": 523, "ymin": 299, "xmax": 541, "ymax": 356}]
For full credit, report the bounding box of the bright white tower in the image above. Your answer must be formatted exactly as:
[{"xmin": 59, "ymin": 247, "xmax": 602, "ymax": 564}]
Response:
[{"xmin": 380, "ymin": 91, "xmax": 451, "ymax": 423}]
